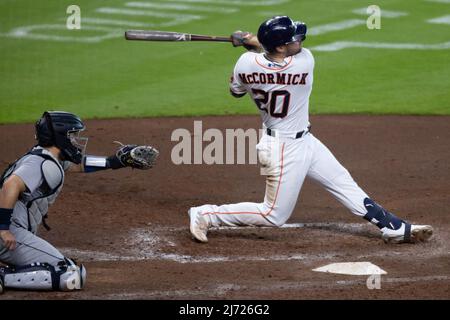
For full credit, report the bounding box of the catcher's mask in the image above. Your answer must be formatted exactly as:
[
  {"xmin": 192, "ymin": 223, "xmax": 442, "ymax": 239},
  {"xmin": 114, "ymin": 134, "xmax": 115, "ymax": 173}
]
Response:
[
  {"xmin": 35, "ymin": 111, "xmax": 88, "ymax": 164},
  {"xmin": 257, "ymin": 16, "xmax": 307, "ymax": 53}
]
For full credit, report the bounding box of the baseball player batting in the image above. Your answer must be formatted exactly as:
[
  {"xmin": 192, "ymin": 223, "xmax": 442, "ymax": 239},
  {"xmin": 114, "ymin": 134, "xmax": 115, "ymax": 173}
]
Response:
[
  {"xmin": 0, "ymin": 111, "xmax": 158, "ymax": 294},
  {"xmin": 188, "ymin": 16, "xmax": 433, "ymax": 244}
]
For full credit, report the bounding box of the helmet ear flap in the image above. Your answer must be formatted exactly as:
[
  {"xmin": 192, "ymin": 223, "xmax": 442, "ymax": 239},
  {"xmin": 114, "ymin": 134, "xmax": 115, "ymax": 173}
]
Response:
[{"xmin": 294, "ymin": 21, "xmax": 307, "ymax": 42}]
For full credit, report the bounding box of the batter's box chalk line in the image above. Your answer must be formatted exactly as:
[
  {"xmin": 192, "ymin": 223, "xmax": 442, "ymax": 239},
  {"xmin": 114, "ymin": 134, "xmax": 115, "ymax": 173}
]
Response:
[{"xmin": 59, "ymin": 223, "xmax": 448, "ymax": 264}]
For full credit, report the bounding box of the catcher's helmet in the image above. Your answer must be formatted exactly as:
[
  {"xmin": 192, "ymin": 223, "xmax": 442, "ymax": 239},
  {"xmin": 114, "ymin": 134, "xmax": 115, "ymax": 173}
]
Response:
[
  {"xmin": 257, "ymin": 16, "xmax": 307, "ymax": 52},
  {"xmin": 35, "ymin": 111, "xmax": 87, "ymax": 164}
]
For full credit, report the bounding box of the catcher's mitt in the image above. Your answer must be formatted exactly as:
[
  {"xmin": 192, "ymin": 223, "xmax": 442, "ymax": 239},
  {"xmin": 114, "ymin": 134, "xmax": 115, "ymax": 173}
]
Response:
[{"xmin": 115, "ymin": 142, "xmax": 159, "ymax": 170}]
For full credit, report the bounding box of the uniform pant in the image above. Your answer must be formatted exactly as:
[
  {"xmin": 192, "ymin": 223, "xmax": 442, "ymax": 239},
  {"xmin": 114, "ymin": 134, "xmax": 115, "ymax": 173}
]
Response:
[
  {"xmin": 195, "ymin": 132, "xmax": 369, "ymax": 227},
  {"xmin": 0, "ymin": 225, "xmax": 64, "ymax": 266}
]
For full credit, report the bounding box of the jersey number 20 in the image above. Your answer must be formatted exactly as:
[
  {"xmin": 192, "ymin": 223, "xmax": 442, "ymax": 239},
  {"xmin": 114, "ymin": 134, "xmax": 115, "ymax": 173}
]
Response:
[{"xmin": 251, "ymin": 89, "xmax": 290, "ymax": 118}]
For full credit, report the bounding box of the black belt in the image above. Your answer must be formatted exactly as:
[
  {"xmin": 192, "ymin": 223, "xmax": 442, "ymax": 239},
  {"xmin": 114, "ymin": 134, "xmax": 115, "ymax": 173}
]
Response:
[{"xmin": 266, "ymin": 125, "xmax": 311, "ymax": 139}]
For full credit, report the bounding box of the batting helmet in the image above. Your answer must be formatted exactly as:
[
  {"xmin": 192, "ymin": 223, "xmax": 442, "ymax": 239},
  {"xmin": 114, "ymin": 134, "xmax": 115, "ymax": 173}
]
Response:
[
  {"xmin": 257, "ymin": 16, "xmax": 307, "ymax": 52},
  {"xmin": 35, "ymin": 111, "xmax": 87, "ymax": 164}
]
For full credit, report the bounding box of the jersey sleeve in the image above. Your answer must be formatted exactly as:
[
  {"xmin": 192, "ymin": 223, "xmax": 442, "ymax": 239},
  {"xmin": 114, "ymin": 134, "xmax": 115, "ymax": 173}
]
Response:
[
  {"xmin": 12, "ymin": 155, "xmax": 44, "ymax": 193},
  {"xmin": 229, "ymin": 53, "xmax": 249, "ymax": 97},
  {"xmin": 302, "ymin": 48, "xmax": 315, "ymax": 68}
]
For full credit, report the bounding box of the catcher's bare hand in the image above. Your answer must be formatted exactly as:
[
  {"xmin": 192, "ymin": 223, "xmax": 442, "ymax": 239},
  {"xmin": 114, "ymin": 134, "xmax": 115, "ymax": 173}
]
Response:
[
  {"xmin": 115, "ymin": 142, "xmax": 159, "ymax": 170},
  {"xmin": 0, "ymin": 230, "xmax": 16, "ymax": 250}
]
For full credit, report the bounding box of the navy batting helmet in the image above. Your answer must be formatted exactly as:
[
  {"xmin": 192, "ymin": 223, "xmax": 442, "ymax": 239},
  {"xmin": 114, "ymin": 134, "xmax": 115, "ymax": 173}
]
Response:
[
  {"xmin": 35, "ymin": 111, "xmax": 87, "ymax": 164},
  {"xmin": 257, "ymin": 16, "xmax": 307, "ymax": 52}
]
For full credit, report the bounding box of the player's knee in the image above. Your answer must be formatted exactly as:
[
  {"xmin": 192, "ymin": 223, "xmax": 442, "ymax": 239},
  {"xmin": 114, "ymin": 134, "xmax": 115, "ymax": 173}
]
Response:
[
  {"xmin": 264, "ymin": 206, "xmax": 292, "ymax": 227},
  {"xmin": 270, "ymin": 219, "xmax": 286, "ymax": 227}
]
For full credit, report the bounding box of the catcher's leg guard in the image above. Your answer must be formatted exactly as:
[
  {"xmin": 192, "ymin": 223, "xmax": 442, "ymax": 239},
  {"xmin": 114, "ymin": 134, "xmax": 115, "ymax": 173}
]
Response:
[
  {"xmin": 0, "ymin": 258, "xmax": 86, "ymax": 292},
  {"xmin": 58, "ymin": 258, "xmax": 87, "ymax": 291}
]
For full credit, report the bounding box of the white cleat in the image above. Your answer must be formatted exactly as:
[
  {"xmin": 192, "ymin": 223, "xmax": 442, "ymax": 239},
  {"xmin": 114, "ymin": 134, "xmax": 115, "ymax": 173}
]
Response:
[
  {"xmin": 189, "ymin": 208, "xmax": 211, "ymax": 243},
  {"xmin": 382, "ymin": 223, "xmax": 433, "ymax": 244}
]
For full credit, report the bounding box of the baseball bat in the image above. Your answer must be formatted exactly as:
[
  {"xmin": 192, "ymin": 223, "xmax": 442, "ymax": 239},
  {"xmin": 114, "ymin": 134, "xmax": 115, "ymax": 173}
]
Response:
[{"xmin": 124, "ymin": 30, "xmax": 232, "ymax": 43}]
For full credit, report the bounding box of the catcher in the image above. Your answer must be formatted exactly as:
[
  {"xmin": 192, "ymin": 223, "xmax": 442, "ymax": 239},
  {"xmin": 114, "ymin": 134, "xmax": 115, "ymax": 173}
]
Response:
[{"xmin": 0, "ymin": 111, "xmax": 158, "ymax": 294}]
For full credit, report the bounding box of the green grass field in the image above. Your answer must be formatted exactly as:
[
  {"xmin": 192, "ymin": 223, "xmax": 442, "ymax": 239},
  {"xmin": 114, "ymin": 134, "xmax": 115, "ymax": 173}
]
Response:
[{"xmin": 0, "ymin": 0, "xmax": 449, "ymax": 123}]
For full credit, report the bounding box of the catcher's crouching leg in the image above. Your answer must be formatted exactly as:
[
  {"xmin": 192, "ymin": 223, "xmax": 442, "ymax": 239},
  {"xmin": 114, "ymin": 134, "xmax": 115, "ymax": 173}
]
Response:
[{"xmin": 0, "ymin": 258, "xmax": 86, "ymax": 293}]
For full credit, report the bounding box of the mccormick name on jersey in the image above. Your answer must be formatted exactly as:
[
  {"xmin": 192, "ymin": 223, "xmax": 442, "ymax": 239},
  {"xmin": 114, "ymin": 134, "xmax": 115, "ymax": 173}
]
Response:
[{"xmin": 238, "ymin": 72, "xmax": 309, "ymax": 85}]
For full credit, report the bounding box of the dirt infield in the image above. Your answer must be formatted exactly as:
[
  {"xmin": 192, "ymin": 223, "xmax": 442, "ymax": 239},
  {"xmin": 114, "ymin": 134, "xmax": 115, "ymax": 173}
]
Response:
[{"xmin": 0, "ymin": 115, "xmax": 449, "ymax": 300}]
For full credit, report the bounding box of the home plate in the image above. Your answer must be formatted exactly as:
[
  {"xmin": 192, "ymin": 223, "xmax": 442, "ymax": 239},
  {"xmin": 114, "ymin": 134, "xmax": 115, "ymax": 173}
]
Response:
[{"xmin": 312, "ymin": 262, "xmax": 387, "ymax": 275}]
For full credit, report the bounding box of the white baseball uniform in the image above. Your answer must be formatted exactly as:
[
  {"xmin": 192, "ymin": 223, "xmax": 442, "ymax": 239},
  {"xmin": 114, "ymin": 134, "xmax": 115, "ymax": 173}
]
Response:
[{"xmin": 193, "ymin": 48, "xmax": 370, "ymax": 228}]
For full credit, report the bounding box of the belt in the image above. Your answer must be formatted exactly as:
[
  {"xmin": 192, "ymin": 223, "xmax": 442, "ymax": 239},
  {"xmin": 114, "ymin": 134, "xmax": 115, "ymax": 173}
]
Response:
[{"xmin": 266, "ymin": 125, "xmax": 311, "ymax": 139}]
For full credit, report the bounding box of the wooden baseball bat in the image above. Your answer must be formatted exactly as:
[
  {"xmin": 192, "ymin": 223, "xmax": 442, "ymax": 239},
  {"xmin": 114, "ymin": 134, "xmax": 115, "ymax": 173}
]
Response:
[{"xmin": 125, "ymin": 30, "xmax": 232, "ymax": 43}]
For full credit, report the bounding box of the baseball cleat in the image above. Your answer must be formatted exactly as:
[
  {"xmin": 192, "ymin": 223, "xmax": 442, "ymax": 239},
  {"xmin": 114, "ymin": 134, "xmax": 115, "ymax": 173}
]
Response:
[
  {"xmin": 382, "ymin": 223, "xmax": 433, "ymax": 244},
  {"xmin": 189, "ymin": 208, "xmax": 211, "ymax": 243},
  {"xmin": 0, "ymin": 276, "xmax": 4, "ymax": 294}
]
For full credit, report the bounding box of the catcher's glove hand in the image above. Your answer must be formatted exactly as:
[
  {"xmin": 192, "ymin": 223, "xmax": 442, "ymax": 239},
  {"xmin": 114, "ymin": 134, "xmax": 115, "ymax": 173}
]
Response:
[{"xmin": 114, "ymin": 141, "xmax": 159, "ymax": 170}]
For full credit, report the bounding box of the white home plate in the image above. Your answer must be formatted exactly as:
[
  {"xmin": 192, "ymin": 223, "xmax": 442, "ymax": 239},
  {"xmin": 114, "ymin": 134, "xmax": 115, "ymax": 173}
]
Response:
[{"xmin": 312, "ymin": 262, "xmax": 387, "ymax": 275}]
